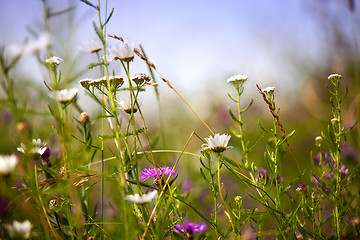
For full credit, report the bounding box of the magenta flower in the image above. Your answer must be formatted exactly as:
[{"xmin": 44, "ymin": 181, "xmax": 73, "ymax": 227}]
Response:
[
  {"xmin": 139, "ymin": 166, "xmax": 175, "ymax": 181},
  {"xmin": 173, "ymin": 222, "xmax": 207, "ymax": 235}
]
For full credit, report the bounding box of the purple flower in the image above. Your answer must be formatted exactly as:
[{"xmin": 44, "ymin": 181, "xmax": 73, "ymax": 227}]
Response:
[
  {"xmin": 341, "ymin": 142, "xmax": 357, "ymax": 161},
  {"xmin": 139, "ymin": 166, "xmax": 175, "ymax": 181},
  {"xmin": 39, "ymin": 146, "xmax": 51, "ymax": 159},
  {"xmin": 257, "ymin": 168, "xmax": 269, "ymax": 184},
  {"xmin": 296, "ymin": 182, "xmax": 307, "ymax": 193},
  {"xmin": 277, "ymin": 174, "xmax": 284, "ymax": 183},
  {"xmin": 313, "ymin": 176, "xmax": 321, "ymax": 186},
  {"xmin": 173, "ymin": 222, "xmax": 207, "ymax": 235}
]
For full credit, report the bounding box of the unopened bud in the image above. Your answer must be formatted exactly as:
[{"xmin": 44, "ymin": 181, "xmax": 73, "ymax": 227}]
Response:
[
  {"xmin": 331, "ymin": 118, "xmax": 339, "ymax": 125},
  {"xmin": 315, "ymin": 136, "xmax": 322, "ymax": 147},
  {"xmin": 79, "ymin": 112, "xmax": 90, "ymax": 124}
]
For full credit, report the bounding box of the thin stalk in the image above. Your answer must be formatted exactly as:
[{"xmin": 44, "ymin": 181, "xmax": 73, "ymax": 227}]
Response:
[{"xmin": 217, "ymin": 155, "xmax": 238, "ymax": 239}]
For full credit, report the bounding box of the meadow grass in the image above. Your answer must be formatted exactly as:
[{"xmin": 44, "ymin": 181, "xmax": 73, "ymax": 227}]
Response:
[{"xmin": 0, "ymin": 1, "xmax": 359, "ymax": 239}]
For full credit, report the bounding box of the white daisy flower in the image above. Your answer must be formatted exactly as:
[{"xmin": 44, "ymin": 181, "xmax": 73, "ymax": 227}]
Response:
[
  {"xmin": 4, "ymin": 220, "xmax": 32, "ymax": 239},
  {"xmin": 0, "ymin": 154, "xmax": 18, "ymax": 175},
  {"xmin": 51, "ymin": 88, "xmax": 78, "ymax": 104},
  {"xmin": 17, "ymin": 139, "xmax": 42, "ymax": 154},
  {"xmin": 46, "ymin": 56, "xmax": 63, "ymax": 66},
  {"xmin": 107, "ymin": 41, "xmax": 135, "ymax": 62},
  {"xmin": 202, "ymin": 133, "xmax": 231, "ymax": 153},
  {"xmin": 263, "ymin": 87, "xmax": 275, "ymax": 94},
  {"xmin": 24, "ymin": 32, "xmax": 50, "ymax": 55},
  {"xmin": 227, "ymin": 74, "xmax": 248, "ymax": 84},
  {"xmin": 79, "ymin": 40, "xmax": 102, "ymax": 53},
  {"xmin": 125, "ymin": 191, "xmax": 158, "ymax": 204},
  {"xmin": 116, "ymin": 98, "xmax": 143, "ymax": 114}
]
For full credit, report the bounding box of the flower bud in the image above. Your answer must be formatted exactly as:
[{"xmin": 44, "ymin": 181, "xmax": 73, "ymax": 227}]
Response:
[
  {"xmin": 315, "ymin": 136, "xmax": 322, "ymax": 148},
  {"xmin": 331, "ymin": 118, "xmax": 339, "ymax": 125},
  {"xmin": 79, "ymin": 112, "xmax": 90, "ymax": 124}
]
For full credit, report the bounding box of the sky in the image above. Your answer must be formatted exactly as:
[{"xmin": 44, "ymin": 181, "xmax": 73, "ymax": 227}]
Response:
[{"xmin": 0, "ymin": 0, "xmax": 357, "ymax": 98}]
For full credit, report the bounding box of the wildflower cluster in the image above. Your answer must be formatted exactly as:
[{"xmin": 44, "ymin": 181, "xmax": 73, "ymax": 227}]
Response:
[{"xmin": 0, "ymin": 1, "xmax": 359, "ymax": 239}]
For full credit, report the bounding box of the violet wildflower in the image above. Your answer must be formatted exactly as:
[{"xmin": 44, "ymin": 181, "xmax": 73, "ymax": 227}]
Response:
[
  {"xmin": 173, "ymin": 222, "xmax": 207, "ymax": 238},
  {"xmin": 258, "ymin": 168, "xmax": 269, "ymax": 184},
  {"xmin": 139, "ymin": 166, "xmax": 175, "ymax": 183},
  {"xmin": 296, "ymin": 182, "xmax": 307, "ymax": 193},
  {"xmin": 277, "ymin": 173, "xmax": 284, "ymax": 183},
  {"xmin": 340, "ymin": 142, "xmax": 357, "ymax": 161},
  {"xmin": 0, "ymin": 197, "xmax": 10, "ymax": 220},
  {"xmin": 313, "ymin": 176, "xmax": 321, "ymax": 186}
]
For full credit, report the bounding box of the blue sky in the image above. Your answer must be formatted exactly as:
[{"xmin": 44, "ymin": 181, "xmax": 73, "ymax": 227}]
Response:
[{"xmin": 0, "ymin": 0, "xmax": 355, "ymax": 95}]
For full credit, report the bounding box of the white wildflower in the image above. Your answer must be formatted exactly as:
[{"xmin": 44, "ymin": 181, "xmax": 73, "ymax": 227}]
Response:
[
  {"xmin": 51, "ymin": 88, "xmax": 78, "ymax": 104},
  {"xmin": 79, "ymin": 40, "xmax": 102, "ymax": 53},
  {"xmin": 24, "ymin": 32, "xmax": 50, "ymax": 55},
  {"xmin": 4, "ymin": 220, "xmax": 32, "ymax": 239},
  {"xmin": 107, "ymin": 41, "xmax": 135, "ymax": 62},
  {"xmin": 0, "ymin": 154, "xmax": 18, "ymax": 175},
  {"xmin": 46, "ymin": 56, "xmax": 63, "ymax": 66},
  {"xmin": 263, "ymin": 87, "xmax": 275, "ymax": 94},
  {"xmin": 202, "ymin": 133, "xmax": 232, "ymax": 153},
  {"xmin": 17, "ymin": 139, "xmax": 42, "ymax": 154},
  {"xmin": 116, "ymin": 98, "xmax": 143, "ymax": 114},
  {"xmin": 227, "ymin": 74, "xmax": 248, "ymax": 84},
  {"xmin": 125, "ymin": 191, "xmax": 158, "ymax": 204},
  {"xmin": 328, "ymin": 74, "xmax": 342, "ymax": 82}
]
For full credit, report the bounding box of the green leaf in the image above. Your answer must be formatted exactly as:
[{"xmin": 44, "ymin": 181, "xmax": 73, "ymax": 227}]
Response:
[
  {"xmin": 278, "ymin": 130, "xmax": 296, "ymax": 146},
  {"xmin": 92, "ymin": 21, "xmax": 104, "ymax": 43},
  {"xmin": 240, "ymin": 99, "xmax": 253, "ymax": 114},
  {"xmin": 80, "ymin": 0, "xmax": 99, "ymax": 10},
  {"xmin": 103, "ymin": 8, "xmax": 114, "ymax": 26},
  {"xmin": 87, "ymin": 62, "xmax": 105, "ymax": 69},
  {"xmin": 228, "ymin": 107, "xmax": 242, "ymax": 125}
]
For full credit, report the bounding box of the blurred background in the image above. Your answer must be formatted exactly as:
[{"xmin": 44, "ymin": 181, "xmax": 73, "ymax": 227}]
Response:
[{"xmin": 0, "ymin": 0, "xmax": 360, "ymax": 233}]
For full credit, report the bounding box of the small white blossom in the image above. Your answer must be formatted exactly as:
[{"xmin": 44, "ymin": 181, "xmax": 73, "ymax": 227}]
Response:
[
  {"xmin": 202, "ymin": 133, "xmax": 231, "ymax": 153},
  {"xmin": 17, "ymin": 139, "xmax": 42, "ymax": 154},
  {"xmin": 328, "ymin": 74, "xmax": 342, "ymax": 82},
  {"xmin": 116, "ymin": 98, "xmax": 143, "ymax": 114},
  {"xmin": 51, "ymin": 88, "xmax": 78, "ymax": 104},
  {"xmin": 4, "ymin": 220, "xmax": 32, "ymax": 239},
  {"xmin": 125, "ymin": 191, "xmax": 158, "ymax": 204},
  {"xmin": 0, "ymin": 154, "xmax": 18, "ymax": 175},
  {"xmin": 227, "ymin": 74, "xmax": 248, "ymax": 84},
  {"xmin": 107, "ymin": 41, "xmax": 135, "ymax": 62},
  {"xmin": 263, "ymin": 87, "xmax": 275, "ymax": 94},
  {"xmin": 46, "ymin": 56, "xmax": 63, "ymax": 66},
  {"xmin": 79, "ymin": 40, "xmax": 102, "ymax": 53}
]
